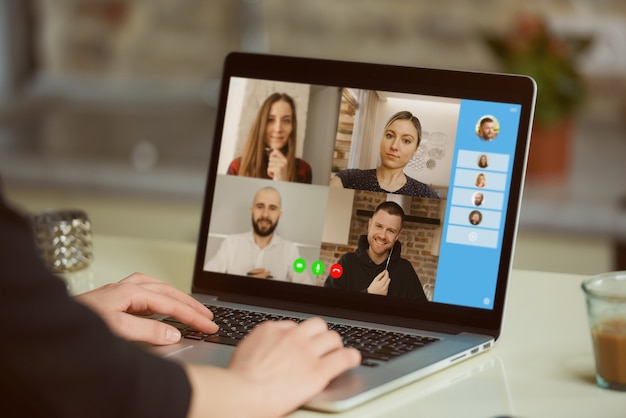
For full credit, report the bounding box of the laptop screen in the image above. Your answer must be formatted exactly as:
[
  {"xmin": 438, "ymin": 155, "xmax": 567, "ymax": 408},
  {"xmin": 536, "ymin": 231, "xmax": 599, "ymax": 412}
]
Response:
[{"xmin": 193, "ymin": 53, "xmax": 535, "ymax": 334}]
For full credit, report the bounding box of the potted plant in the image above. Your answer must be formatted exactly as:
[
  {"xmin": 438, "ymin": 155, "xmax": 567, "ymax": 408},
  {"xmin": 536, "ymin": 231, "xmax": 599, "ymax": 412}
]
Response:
[{"xmin": 483, "ymin": 12, "xmax": 593, "ymax": 180}]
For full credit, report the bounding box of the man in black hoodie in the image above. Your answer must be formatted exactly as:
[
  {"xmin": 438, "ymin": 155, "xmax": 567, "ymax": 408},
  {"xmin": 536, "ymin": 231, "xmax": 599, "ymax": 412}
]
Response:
[{"xmin": 325, "ymin": 201, "xmax": 427, "ymax": 301}]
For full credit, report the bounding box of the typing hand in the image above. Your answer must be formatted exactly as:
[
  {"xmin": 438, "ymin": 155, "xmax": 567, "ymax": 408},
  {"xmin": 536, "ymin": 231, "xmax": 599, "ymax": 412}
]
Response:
[
  {"xmin": 228, "ymin": 318, "xmax": 361, "ymax": 416},
  {"xmin": 367, "ymin": 270, "xmax": 390, "ymax": 296},
  {"xmin": 74, "ymin": 272, "xmax": 218, "ymax": 345},
  {"xmin": 184, "ymin": 318, "xmax": 361, "ymax": 417}
]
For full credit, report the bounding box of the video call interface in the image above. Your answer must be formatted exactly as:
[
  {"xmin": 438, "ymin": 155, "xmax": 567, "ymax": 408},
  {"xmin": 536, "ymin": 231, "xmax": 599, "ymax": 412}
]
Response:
[{"xmin": 203, "ymin": 77, "xmax": 522, "ymax": 310}]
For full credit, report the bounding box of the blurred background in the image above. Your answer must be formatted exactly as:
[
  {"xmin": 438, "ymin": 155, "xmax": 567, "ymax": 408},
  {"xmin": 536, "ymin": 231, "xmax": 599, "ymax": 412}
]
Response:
[{"xmin": 0, "ymin": 0, "xmax": 625, "ymax": 275}]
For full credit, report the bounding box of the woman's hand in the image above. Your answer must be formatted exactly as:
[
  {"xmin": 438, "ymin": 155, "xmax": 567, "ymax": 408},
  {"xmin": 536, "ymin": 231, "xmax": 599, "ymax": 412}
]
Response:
[
  {"xmin": 267, "ymin": 148, "xmax": 289, "ymax": 181},
  {"xmin": 75, "ymin": 272, "xmax": 218, "ymax": 345},
  {"xmin": 185, "ymin": 318, "xmax": 361, "ymax": 418}
]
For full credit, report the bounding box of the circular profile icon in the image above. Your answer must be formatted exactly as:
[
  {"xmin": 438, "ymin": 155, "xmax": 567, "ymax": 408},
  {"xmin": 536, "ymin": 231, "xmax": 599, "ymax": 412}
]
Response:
[
  {"xmin": 475, "ymin": 173, "xmax": 486, "ymax": 188},
  {"xmin": 469, "ymin": 210, "xmax": 483, "ymax": 226},
  {"xmin": 472, "ymin": 192, "xmax": 485, "ymax": 207},
  {"xmin": 476, "ymin": 115, "xmax": 500, "ymax": 141},
  {"xmin": 477, "ymin": 153, "xmax": 489, "ymax": 168}
]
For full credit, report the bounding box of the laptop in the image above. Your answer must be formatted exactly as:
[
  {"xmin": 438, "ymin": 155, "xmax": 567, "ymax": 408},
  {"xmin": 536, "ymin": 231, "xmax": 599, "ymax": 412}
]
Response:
[{"xmin": 153, "ymin": 52, "xmax": 536, "ymax": 412}]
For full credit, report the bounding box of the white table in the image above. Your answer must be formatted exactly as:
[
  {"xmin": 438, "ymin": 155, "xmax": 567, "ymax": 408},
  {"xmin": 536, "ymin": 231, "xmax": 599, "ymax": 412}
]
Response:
[{"xmin": 76, "ymin": 234, "xmax": 626, "ymax": 418}]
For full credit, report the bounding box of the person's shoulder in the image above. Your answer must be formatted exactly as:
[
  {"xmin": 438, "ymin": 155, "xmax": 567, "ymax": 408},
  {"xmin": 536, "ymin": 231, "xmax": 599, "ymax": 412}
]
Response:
[
  {"xmin": 296, "ymin": 158, "xmax": 312, "ymax": 171},
  {"xmin": 336, "ymin": 169, "xmax": 379, "ymax": 191},
  {"xmin": 341, "ymin": 168, "xmax": 373, "ymax": 175},
  {"xmin": 223, "ymin": 231, "xmax": 251, "ymax": 243},
  {"xmin": 343, "ymin": 249, "xmax": 358, "ymax": 259},
  {"xmin": 395, "ymin": 257, "xmax": 419, "ymax": 274},
  {"xmin": 396, "ymin": 256, "xmax": 415, "ymax": 266},
  {"xmin": 404, "ymin": 176, "xmax": 439, "ymax": 198},
  {"xmin": 295, "ymin": 158, "xmax": 313, "ymax": 183},
  {"xmin": 335, "ymin": 249, "xmax": 358, "ymax": 264},
  {"xmin": 269, "ymin": 235, "xmax": 300, "ymax": 253},
  {"xmin": 271, "ymin": 234, "xmax": 293, "ymax": 246},
  {"xmin": 227, "ymin": 157, "xmax": 242, "ymax": 174},
  {"xmin": 337, "ymin": 168, "xmax": 374, "ymax": 180}
]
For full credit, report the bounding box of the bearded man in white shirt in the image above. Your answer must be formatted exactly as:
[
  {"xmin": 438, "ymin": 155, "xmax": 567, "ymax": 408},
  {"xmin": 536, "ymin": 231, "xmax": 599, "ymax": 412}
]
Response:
[{"xmin": 205, "ymin": 186, "xmax": 312, "ymax": 284}]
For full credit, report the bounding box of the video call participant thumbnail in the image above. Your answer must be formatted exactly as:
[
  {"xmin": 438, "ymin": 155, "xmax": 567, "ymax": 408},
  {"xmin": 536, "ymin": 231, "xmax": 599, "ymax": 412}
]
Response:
[
  {"xmin": 227, "ymin": 93, "xmax": 313, "ymax": 184},
  {"xmin": 324, "ymin": 201, "xmax": 427, "ymax": 300},
  {"xmin": 330, "ymin": 111, "xmax": 438, "ymax": 198},
  {"xmin": 205, "ymin": 186, "xmax": 312, "ymax": 284}
]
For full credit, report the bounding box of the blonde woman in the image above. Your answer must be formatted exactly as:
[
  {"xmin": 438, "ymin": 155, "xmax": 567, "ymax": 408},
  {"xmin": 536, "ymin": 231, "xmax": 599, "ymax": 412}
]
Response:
[
  {"xmin": 331, "ymin": 111, "xmax": 438, "ymax": 198},
  {"xmin": 475, "ymin": 173, "xmax": 486, "ymax": 188}
]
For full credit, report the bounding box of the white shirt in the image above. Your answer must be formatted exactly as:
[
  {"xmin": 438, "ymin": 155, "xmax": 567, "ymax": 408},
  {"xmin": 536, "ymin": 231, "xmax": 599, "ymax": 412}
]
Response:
[{"xmin": 204, "ymin": 231, "xmax": 312, "ymax": 285}]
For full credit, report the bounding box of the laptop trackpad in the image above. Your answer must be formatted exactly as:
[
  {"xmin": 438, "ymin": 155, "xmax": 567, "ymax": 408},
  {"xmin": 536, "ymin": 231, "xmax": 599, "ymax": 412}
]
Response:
[{"xmin": 153, "ymin": 342, "xmax": 233, "ymax": 368}]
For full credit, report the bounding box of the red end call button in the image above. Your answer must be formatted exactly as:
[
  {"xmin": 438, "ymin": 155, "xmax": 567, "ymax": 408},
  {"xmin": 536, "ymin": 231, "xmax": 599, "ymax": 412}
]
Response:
[{"xmin": 329, "ymin": 263, "xmax": 343, "ymax": 279}]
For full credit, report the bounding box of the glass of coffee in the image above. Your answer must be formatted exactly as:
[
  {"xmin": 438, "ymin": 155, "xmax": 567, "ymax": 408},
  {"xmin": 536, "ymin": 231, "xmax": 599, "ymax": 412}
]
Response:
[{"xmin": 582, "ymin": 271, "xmax": 626, "ymax": 391}]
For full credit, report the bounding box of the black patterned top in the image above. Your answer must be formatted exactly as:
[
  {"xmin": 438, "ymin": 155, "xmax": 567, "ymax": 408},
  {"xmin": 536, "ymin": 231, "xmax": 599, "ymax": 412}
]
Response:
[{"xmin": 336, "ymin": 168, "xmax": 439, "ymax": 198}]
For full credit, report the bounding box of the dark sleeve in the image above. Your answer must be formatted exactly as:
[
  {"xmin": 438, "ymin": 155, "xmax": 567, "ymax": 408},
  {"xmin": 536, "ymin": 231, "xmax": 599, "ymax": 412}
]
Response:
[
  {"xmin": 0, "ymin": 196, "xmax": 191, "ymax": 418},
  {"xmin": 336, "ymin": 169, "xmax": 382, "ymax": 193}
]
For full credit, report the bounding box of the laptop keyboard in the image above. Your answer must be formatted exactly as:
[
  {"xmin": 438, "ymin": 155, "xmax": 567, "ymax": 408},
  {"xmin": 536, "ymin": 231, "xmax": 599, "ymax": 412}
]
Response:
[{"xmin": 162, "ymin": 305, "xmax": 439, "ymax": 367}]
